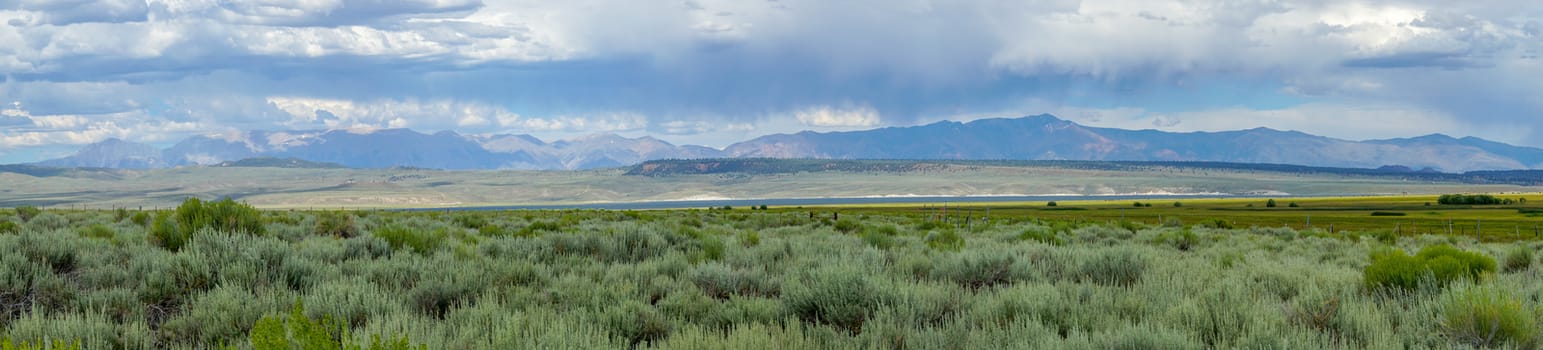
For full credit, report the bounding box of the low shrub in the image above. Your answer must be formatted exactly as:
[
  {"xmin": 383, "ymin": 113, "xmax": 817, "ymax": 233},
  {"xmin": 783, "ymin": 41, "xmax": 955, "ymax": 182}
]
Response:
[
  {"xmin": 76, "ymin": 224, "xmax": 114, "ymax": 240},
  {"xmin": 1369, "ymin": 212, "xmax": 1406, "ymax": 217},
  {"xmin": 688, "ymin": 263, "xmax": 781, "ymax": 299},
  {"xmin": 250, "ymin": 300, "xmax": 425, "ymax": 350},
  {"xmin": 1415, "ymin": 245, "xmax": 1496, "ymax": 281},
  {"xmin": 931, "ymin": 250, "xmax": 1017, "ymax": 290},
  {"xmin": 14, "ymin": 205, "xmax": 41, "ymax": 222},
  {"xmin": 924, "ymin": 229, "xmax": 963, "ymax": 251},
  {"xmin": 0, "ymin": 220, "xmax": 18, "ymax": 234},
  {"xmin": 371, "ymin": 225, "xmax": 446, "ymax": 255},
  {"xmin": 1503, "ymin": 245, "xmax": 1533, "ymax": 272},
  {"xmin": 1018, "ymin": 228, "xmax": 1063, "ymax": 245},
  {"xmin": 783, "ymin": 267, "xmax": 886, "ymax": 334},
  {"xmin": 1440, "ymin": 285, "xmax": 1537, "ymax": 348},
  {"xmin": 450, "ymin": 214, "xmax": 488, "ymax": 230},
  {"xmin": 519, "ymin": 221, "xmax": 562, "ymax": 236},
  {"xmin": 172, "ymin": 197, "xmax": 266, "ymax": 236},
  {"xmin": 860, "ymin": 230, "xmax": 896, "ymax": 250},
  {"xmin": 698, "ymin": 235, "xmax": 726, "ymax": 261},
  {"xmin": 313, "ymin": 211, "xmax": 358, "ymax": 238},
  {"xmin": 129, "ymin": 211, "xmax": 151, "ymax": 226},
  {"xmin": 1364, "ymin": 245, "xmax": 1496, "ymax": 292},
  {"xmin": 1151, "ymin": 229, "xmax": 1199, "ymax": 251},
  {"xmin": 604, "ymin": 301, "xmax": 673, "ymax": 347},
  {"xmin": 832, "ymin": 219, "xmax": 861, "ymax": 234},
  {"xmin": 1194, "ymin": 219, "xmax": 1233, "ymax": 230},
  {"xmin": 1080, "ymin": 248, "xmax": 1146, "ymax": 287},
  {"xmin": 24, "ymin": 213, "xmax": 69, "ymax": 231}
]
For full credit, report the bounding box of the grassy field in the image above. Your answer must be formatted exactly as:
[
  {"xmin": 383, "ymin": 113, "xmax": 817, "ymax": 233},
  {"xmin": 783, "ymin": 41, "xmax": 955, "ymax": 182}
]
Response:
[
  {"xmin": 803, "ymin": 194, "xmax": 1543, "ymax": 243},
  {"xmin": 2, "ymin": 163, "xmax": 1538, "ymax": 209},
  {"xmin": 2, "ymin": 198, "xmax": 1542, "ymax": 349}
]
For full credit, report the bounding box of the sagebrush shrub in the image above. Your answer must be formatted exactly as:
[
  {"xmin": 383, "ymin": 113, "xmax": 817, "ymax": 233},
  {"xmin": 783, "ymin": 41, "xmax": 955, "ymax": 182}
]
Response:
[
  {"xmin": 783, "ymin": 267, "xmax": 886, "ymax": 334},
  {"xmin": 23, "ymin": 213, "xmax": 69, "ymax": 232},
  {"xmin": 13, "ymin": 205, "xmax": 41, "ymax": 222},
  {"xmin": 1079, "ymin": 248, "xmax": 1146, "ymax": 287},
  {"xmin": 314, "ymin": 211, "xmax": 358, "ymax": 238},
  {"xmin": 924, "ymin": 229, "xmax": 964, "ymax": 251},
  {"xmin": 371, "ymin": 225, "xmax": 445, "ymax": 255},
  {"xmin": 687, "ymin": 263, "xmax": 780, "ymax": 300},
  {"xmin": 1018, "ymin": 227, "xmax": 1062, "ymax": 245},
  {"xmin": 1440, "ymin": 285, "xmax": 1537, "ymax": 348},
  {"xmin": 931, "ymin": 250, "xmax": 1017, "ymax": 290},
  {"xmin": 1502, "ymin": 245, "xmax": 1532, "ymax": 272}
]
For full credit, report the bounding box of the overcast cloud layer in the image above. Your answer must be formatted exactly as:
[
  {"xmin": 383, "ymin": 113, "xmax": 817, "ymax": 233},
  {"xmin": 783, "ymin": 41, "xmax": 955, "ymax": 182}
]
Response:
[{"xmin": 1, "ymin": 0, "xmax": 1540, "ymax": 162}]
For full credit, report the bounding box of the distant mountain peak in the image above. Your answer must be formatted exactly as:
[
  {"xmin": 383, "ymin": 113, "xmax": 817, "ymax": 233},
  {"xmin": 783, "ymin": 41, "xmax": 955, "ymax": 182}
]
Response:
[{"xmin": 23, "ymin": 114, "xmax": 1543, "ymax": 172}]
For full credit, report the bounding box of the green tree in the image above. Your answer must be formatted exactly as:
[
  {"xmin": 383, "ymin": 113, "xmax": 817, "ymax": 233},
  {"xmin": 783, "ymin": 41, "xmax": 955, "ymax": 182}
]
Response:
[{"xmin": 1266, "ymin": 199, "xmax": 1277, "ymax": 208}]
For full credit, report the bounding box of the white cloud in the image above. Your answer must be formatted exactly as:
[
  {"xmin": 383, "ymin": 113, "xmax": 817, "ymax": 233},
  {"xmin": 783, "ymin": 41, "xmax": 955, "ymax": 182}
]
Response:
[
  {"xmin": 793, "ymin": 105, "xmax": 880, "ymax": 127},
  {"xmin": 263, "ymin": 96, "xmax": 648, "ymax": 135},
  {"xmin": 3, "ymin": 0, "xmax": 1543, "ymax": 161}
]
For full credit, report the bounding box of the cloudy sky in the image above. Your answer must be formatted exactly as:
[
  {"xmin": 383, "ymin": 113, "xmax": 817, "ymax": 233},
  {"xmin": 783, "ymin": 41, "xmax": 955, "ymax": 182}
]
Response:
[{"xmin": 1, "ymin": 0, "xmax": 1540, "ymax": 162}]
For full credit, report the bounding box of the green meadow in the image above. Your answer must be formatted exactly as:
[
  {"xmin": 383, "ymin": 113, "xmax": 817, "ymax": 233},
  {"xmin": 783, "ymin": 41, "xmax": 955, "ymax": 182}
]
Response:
[{"xmin": 816, "ymin": 194, "xmax": 1543, "ymax": 243}]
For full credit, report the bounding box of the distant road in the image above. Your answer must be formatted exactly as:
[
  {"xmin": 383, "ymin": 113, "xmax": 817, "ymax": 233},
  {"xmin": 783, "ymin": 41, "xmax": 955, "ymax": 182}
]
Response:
[{"xmin": 419, "ymin": 194, "xmax": 1292, "ymax": 211}]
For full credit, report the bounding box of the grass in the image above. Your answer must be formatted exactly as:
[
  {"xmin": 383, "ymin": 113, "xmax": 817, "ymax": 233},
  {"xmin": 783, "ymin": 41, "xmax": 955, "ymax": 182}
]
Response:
[
  {"xmin": 3, "ymin": 164, "xmax": 1540, "ymax": 209},
  {"xmin": 1, "ymin": 202, "xmax": 1542, "ymax": 348},
  {"xmin": 802, "ymin": 193, "xmax": 1543, "ymax": 242}
]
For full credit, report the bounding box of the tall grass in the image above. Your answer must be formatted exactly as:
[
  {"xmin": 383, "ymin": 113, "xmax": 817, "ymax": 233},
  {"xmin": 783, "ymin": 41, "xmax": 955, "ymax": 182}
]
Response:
[{"xmin": 0, "ymin": 209, "xmax": 1538, "ymax": 348}]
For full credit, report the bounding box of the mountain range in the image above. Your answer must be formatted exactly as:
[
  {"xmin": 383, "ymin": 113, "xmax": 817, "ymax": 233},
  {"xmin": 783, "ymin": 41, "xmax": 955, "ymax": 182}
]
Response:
[{"xmin": 30, "ymin": 114, "xmax": 1543, "ymax": 172}]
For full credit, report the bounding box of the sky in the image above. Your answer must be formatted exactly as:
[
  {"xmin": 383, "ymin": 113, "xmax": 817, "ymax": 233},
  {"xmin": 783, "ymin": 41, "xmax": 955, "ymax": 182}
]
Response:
[{"xmin": 1, "ymin": 0, "xmax": 1541, "ymax": 163}]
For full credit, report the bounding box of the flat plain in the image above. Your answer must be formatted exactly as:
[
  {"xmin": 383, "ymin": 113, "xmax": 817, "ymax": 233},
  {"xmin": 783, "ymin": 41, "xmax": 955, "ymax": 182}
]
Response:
[{"xmin": 2, "ymin": 161, "xmax": 1537, "ymax": 209}]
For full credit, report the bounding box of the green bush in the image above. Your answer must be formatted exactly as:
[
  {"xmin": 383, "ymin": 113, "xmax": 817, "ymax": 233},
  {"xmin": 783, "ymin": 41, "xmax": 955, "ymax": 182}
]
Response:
[
  {"xmin": 1364, "ymin": 245, "xmax": 1496, "ymax": 292},
  {"xmin": 688, "ymin": 263, "xmax": 780, "ymax": 300},
  {"xmin": 0, "ymin": 220, "xmax": 18, "ymax": 234},
  {"xmin": 129, "ymin": 211, "xmax": 151, "ymax": 226},
  {"xmin": 1503, "ymin": 246, "xmax": 1533, "ymax": 272},
  {"xmin": 314, "ymin": 211, "xmax": 358, "ymax": 238},
  {"xmin": 75, "ymin": 224, "xmax": 114, "ymax": 240},
  {"xmin": 783, "ymin": 267, "xmax": 886, "ymax": 334},
  {"xmin": 924, "ymin": 229, "xmax": 963, "ymax": 251},
  {"xmin": 173, "ymin": 197, "xmax": 266, "ymax": 236},
  {"xmin": 1369, "ymin": 211, "xmax": 1406, "ymax": 217},
  {"xmin": 23, "ymin": 213, "xmax": 69, "ymax": 232},
  {"xmin": 860, "ymin": 230, "xmax": 897, "ymax": 250},
  {"xmin": 698, "ymin": 235, "xmax": 725, "ymax": 261},
  {"xmin": 371, "ymin": 225, "xmax": 445, "ymax": 255},
  {"xmin": 1018, "ymin": 228, "xmax": 1063, "ymax": 245},
  {"xmin": 1438, "ymin": 194, "xmax": 1504, "ymax": 205},
  {"xmin": 450, "ymin": 214, "xmax": 488, "ymax": 230},
  {"xmin": 149, "ymin": 212, "xmax": 189, "ymax": 251},
  {"xmin": 832, "ymin": 219, "xmax": 861, "ymax": 234},
  {"xmin": 250, "ymin": 300, "xmax": 425, "ymax": 350},
  {"xmin": 1440, "ymin": 285, "xmax": 1537, "ymax": 348},
  {"xmin": 1415, "ymin": 245, "xmax": 1496, "ymax": 281},
  {"xmin": 520, "ymin": 221, "xmax": 562, "ymax": 236},
  {"xmin": 1080, "ymin": 248, "xmax": 1146, "ymax": 287},
  {"xmin": 150, "ymin": 198, "xmax": 264, "ymax": 251},
  {"xmin": 1195, "ymin": 219, "xmax": 1233, "ymax": 230},
  {"xmin": 0, "ymin": 337, "xmax": 83, "ymax": 350},
  {"xmin": 1151, "ymin": 229, "xmax": 1199, "ymax": 251},
  {"xmin": 931, "ymin": 250, "xmax": 1017, "ymax": 290},
  {"xmin": 604, "ymin": 301, "xmax": 673, "ymax": 347},
  {"xmin": 14, "ymin": 205, "xmax": 41, "ymax": 222}
]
